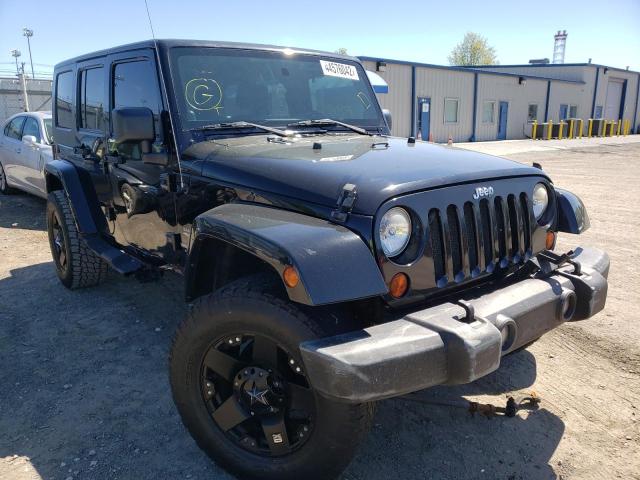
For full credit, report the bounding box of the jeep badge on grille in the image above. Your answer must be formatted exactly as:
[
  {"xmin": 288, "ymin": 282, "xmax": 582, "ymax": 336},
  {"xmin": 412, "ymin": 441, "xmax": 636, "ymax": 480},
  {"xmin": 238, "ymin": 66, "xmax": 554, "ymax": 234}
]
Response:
[{"xmin": 473, "ymin": 186, "xmax": 495, "ymax": 199}]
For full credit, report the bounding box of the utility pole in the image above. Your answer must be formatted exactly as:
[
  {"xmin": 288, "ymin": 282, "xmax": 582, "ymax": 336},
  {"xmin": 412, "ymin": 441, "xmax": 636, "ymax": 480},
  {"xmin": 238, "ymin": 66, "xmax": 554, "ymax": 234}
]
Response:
[
  {"xmin": 19, "ymin": 63, "xmax": 30, "ymax": 112},
  {"xmin": 11, "ymin": 49, "xmax": 21, "ymax": 76},
  {"xmin": 23, "ymin": 28, "xmax": 35, "ymax": 78}
]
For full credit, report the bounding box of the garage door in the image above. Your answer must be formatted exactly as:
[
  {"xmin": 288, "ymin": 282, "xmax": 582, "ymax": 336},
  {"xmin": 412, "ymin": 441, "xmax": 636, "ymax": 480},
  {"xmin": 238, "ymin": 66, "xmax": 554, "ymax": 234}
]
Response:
[{"xmin": 604, "ymin": 79, "xmax": 624, "ymax": 119}]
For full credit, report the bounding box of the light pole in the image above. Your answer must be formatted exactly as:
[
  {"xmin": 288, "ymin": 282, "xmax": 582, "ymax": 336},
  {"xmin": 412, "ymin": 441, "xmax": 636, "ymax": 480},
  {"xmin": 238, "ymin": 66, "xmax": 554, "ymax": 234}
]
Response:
[
  {"xmin": 10, "ymin": 49, "xmax": 21, "ymax": 76},
  {"xmin": 23, "ymin": 28, "xmax": 34, "ymax": 78}
]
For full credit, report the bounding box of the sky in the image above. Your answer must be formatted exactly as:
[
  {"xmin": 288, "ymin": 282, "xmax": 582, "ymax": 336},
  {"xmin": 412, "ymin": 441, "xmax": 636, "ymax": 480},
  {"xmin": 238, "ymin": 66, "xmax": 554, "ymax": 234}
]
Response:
[{"xmin": 1, "ymin": 0, "xmax": 639, "ymax": 78}]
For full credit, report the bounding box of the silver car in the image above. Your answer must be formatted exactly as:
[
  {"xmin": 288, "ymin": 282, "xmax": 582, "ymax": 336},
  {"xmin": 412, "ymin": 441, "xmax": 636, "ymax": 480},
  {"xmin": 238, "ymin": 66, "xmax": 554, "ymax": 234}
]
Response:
[{"xmin": 0, "ymin": 111, "xmax": 52, "ymax": 198}]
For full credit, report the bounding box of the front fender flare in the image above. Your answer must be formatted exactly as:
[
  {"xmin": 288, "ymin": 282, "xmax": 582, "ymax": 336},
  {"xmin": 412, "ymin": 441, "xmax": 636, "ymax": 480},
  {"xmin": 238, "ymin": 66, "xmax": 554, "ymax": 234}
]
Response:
[{"xmin": 188, "ymin": 203, "xmax": 388, "ymax": 306}]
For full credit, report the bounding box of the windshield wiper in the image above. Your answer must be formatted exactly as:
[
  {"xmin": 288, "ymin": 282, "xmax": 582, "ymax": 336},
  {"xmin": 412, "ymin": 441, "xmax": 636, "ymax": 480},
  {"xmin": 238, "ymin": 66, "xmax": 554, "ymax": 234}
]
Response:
[
  {"xmin": 192, "ymin": 121, "xmax": 290, "ymax": 138},
  {"xmin": 287, "ymin": 119, "xmax": 371, "ymax": 136}
]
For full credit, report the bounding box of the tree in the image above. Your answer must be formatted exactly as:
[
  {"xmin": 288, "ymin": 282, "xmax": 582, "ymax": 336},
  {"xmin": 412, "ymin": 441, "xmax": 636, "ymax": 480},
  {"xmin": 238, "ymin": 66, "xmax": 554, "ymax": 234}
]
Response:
[
  {"xmin": 334, "ymin": 47, "xmax": 349, "ymax": 55},
  {"xmin": 448, "ymin": 32, "xmax": 498, "ymax": 66}
]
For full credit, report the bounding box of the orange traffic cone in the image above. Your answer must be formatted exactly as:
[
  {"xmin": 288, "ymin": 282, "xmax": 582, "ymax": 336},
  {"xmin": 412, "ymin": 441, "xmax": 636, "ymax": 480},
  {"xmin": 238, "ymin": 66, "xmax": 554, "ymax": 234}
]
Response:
[
  {"xmin": 447, "ymin": 135, "xmax": 453, "ymax": 145},
  {"xmin": 428, "ymin": 132, "xmax": 433, "ymax": 143}
]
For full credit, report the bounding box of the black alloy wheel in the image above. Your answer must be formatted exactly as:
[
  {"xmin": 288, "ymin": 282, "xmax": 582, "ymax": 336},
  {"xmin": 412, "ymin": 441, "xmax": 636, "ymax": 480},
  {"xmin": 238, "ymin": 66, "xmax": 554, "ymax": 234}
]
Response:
[
  {"xmin": 201, "ymin": 333, "xmax": 315, "ymax": 456},
  {"xmin": 50, "ymin": 209, "xmax": 68, "ymax": 276},
  {"xmin": 170, "ymin": 274, "xmax": 374, "ymax": 480}
]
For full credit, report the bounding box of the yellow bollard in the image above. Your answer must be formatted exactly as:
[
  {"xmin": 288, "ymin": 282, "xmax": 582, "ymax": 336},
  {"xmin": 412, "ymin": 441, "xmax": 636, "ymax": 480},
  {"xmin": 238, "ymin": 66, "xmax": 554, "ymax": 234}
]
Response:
[
  {"xmin": 568, "ymin": 119, "xmax": 574, "ymax": 139},
  {"xmin": 578, "ymin": 118, "xmax": 584, "ymax": 138},
  {"xmin": 617, "ymin": 119, "xmax": 622, "ymax": 136},
  {"xmin": 588, "ymin": 119, "xmax": 593, "ymax": 137},
  {"xmin": 559, "ymin": 121, "xmax": 564, "ymax": 140},
  {"xmin": 532, "ymin": 120, "xmax": 538, "ymax": 139},
  {"xmin": 547, "ymin": 120, "xmax": 553, "ymax": 140},
  {"xmin": 602, "ymin": 120, "xmax": 607, "ymax": 137}
]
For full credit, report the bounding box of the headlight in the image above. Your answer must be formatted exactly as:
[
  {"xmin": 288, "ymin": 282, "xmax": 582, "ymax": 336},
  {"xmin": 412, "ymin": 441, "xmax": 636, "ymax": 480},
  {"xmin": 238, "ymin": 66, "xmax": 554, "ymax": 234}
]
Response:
[
  {"xmin": 532, "ymin": 183, "xmax": 549, "ymax": 220},
  {"xmin": 379, "ymin": 207, "xmax": 411, "ymax": 257}
]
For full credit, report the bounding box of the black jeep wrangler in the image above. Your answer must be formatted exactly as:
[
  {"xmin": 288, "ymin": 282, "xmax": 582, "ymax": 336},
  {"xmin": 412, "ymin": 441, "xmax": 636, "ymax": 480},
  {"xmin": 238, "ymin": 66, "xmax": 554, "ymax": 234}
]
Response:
[{"xmin": 46, "ymin": 40, "xmax": 609, "ymax": 480}]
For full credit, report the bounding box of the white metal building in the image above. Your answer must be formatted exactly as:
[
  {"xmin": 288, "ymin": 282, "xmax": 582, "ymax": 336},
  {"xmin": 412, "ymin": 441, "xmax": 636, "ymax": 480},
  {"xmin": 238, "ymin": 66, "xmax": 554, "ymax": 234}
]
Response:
[
  {"xmin": 359, "ymin": 57, "xmax": 640, "ymax": 142},
  {"xmin": 0, "ymin": 77, "xmax": 52, "ymax": 123}
]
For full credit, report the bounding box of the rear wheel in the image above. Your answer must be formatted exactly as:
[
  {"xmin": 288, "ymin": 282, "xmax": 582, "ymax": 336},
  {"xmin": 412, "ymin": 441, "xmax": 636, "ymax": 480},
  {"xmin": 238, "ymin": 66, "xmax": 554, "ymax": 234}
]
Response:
[
  {"xmin": 46, "ymin": 190, "xmax": 108, "ymax": 289},
  {"xmin": 170, "ymin": 275, "xmax": 374, "ymax": 480}
]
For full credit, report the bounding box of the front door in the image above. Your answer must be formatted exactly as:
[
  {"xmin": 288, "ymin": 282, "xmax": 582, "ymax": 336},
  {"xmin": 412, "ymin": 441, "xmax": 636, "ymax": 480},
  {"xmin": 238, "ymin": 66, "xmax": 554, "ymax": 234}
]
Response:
[
  {"xmin": 497, "ymin": 101, "xmax": 508, "ymax": 140},
  {"xmin": 417, "ymin": 97, "xmax": 431, "ymax": 141},
  {"xmin": 20, "ymin": 116, "xmax": 47, "ymax": 194},
  {"xmin": 107, "ymin": 51, "xmax": 177, "ymax": 259}
]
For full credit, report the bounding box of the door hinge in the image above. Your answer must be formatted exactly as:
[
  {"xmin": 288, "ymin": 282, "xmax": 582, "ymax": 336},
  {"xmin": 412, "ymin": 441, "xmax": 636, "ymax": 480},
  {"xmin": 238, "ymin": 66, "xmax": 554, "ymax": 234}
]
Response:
[{"xmin": 331, "ymin": 183, "xmax": 357, "ymax": 222}]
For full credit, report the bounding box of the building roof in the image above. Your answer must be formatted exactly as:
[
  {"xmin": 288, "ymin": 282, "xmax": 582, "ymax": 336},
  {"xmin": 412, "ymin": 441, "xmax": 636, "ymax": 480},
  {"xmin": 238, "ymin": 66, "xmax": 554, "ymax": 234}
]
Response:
[
  {"xmin": 466, "ymin": 63, "xmax": 639, "ymax": 75},
  {"xmin": 357, "ymin": 56, "xmax": 585, "ymax": 84}
]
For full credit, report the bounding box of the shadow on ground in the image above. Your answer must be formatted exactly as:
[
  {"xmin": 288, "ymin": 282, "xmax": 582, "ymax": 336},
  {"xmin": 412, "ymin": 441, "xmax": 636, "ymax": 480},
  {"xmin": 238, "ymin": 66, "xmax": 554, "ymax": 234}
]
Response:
[
  {"xmin": 0, "ymin": 262, "xmax": 564, "ymax": 480},
  {"xmin": 0, "ymin": 192, "xmax": 46, "ymax": 231}
]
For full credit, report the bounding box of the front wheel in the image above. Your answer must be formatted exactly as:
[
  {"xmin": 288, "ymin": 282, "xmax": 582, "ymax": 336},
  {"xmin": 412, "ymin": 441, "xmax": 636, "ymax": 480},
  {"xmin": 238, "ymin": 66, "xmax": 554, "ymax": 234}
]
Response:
[{"xmin": 170, "ymin": 275, "xmax": 374, "ymax": 480}]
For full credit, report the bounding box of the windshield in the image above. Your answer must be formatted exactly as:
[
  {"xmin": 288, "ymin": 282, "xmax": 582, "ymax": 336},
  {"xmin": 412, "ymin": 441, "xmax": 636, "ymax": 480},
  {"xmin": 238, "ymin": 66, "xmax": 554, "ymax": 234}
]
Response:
[
  {"xmin": 43, "ymin": 118, "xmax": 53, "ymax": 143},
  {"xmin": 169, "ymin": 47, "xmax": 384, "ymax": 132}
]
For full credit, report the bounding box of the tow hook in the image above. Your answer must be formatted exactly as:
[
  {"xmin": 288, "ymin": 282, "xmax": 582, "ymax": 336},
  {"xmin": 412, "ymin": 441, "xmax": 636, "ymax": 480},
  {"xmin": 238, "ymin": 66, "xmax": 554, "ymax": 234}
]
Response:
[{"xmin": 399, "ymin": 391, "xmax": 541, "ymax": 418}]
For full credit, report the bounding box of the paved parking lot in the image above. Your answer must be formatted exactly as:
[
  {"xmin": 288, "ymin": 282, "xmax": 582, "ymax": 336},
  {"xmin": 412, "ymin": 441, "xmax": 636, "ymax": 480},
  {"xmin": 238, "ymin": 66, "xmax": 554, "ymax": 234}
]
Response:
[{"xmin": 1, "ymin": 138, "xmax": 639, "ymax": 480}]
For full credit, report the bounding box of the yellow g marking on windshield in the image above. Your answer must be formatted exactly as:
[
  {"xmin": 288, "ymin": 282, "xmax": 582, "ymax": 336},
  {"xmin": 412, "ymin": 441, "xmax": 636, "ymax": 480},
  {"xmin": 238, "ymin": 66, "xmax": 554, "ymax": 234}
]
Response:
[{"xmin": 185, "ymin": 78, "xmax": 223, "ymax": 112}]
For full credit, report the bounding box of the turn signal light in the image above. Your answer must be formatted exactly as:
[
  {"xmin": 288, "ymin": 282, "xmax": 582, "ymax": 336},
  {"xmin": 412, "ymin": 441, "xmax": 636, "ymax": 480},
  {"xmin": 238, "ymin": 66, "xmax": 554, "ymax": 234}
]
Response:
[
  {"xmin": 283, "ymin": 266, "xmax": 300, "ymax": 288},
  {"xmin": 546, "ymin": 231, "xmax": 556, "ymax": 250},
  {"xmin": 389, "ymin": 273, "xmax": 409, "ymax": 298}
]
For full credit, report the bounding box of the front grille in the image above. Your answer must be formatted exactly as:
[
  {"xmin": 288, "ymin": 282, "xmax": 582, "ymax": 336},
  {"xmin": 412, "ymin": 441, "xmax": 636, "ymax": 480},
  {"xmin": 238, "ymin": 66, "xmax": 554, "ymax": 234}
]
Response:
[{"xmin": 427, "ymin": 193, "xmax": 533, "ymax": 286}]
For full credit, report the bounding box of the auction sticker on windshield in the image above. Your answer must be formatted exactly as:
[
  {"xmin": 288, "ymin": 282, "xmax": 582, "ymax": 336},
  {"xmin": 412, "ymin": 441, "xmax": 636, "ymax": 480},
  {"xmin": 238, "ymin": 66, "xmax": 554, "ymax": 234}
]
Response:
[{"xmin": 320, "ymin": 60, "xmax": 359, "ymax": 80}]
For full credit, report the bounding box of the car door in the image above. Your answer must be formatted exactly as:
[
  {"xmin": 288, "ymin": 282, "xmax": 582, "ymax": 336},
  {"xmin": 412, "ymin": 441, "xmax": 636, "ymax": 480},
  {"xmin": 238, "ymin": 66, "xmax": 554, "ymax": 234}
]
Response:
[
  {"xmin": 0, "ymin": 116, "xmax": 27, "ymax": 189},
  {"xmin": 106, "ymin": 50, "xmax": 177, "ymax": 259},
  {"xmin": 20, "ymin": 116, "xmax": 48, "ymax": 196}
]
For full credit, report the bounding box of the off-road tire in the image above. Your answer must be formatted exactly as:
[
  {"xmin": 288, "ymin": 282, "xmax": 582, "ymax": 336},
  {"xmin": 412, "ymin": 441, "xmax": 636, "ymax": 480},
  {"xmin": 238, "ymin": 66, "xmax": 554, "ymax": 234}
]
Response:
[
  {"xmin": 170, "ymin": 274, "xmax": 375, "ymax": 480},
  {"xmin": 0, "ymin": 161, "xmax": 13, "ymax": 195},
  {"xmin": 46, "ymin": 190, "xmax": 108, "ymax": 289}
]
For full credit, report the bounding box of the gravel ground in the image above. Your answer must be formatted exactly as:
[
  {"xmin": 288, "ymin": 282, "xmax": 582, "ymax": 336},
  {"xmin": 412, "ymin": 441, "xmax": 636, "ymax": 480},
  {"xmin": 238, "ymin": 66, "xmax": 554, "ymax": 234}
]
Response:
[{"xmin": 1, "ymin": 139, "xmax": 639, "ymax": 480}]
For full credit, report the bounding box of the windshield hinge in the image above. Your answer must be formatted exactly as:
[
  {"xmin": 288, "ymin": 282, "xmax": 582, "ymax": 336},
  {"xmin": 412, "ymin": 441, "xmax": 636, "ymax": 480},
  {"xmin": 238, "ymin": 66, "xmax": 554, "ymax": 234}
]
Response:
[{"xmin": 331, "ymin": 183, "xmax": 357, "ymax": 222}]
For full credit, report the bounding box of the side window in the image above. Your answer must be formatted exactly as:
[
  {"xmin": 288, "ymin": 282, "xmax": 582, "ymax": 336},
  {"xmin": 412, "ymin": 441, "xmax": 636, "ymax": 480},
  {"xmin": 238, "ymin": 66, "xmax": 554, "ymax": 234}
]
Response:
[
  {"xmin": 444, "ymin": 98, "xmax": 459, "ymax": 123},
  {"xmin": 569, "ymin": 105, "xmax": 578, "ymax": 118},
  {"xmin": 112, "ymin": 60, "xmax": 162, "ymax": 160},
  {"xmin": 6, "ymin": 116, "xmax": 26, "ymax": 140},
  {"xmin": 113, "ymin": 60, "xmax": 161, "ymax": 113},
  {"xmin": 482, "ymin": 101, "xmax": 495, "ymax": 123},
  {"xmin": 528, "ymin": 104, "xmax": 538, "ymax": 123},
  {"xmin": 56, "ymin": 71, "xmax": 74, "ymax": 129},
  {"xmin": 22, "ymin": 117, "xmax": 41, "ymax": 143},
  {"xmin": 80, "ymin": 67, "xmax": 105, "ymax": 131}
]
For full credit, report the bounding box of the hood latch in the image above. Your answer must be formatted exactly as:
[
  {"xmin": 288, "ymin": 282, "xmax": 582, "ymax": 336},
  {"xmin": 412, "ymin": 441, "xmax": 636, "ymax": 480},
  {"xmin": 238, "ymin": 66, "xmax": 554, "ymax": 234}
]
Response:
[{"xmin": 331, "ymin": 183, "xmax": 357, "ymax": 222}]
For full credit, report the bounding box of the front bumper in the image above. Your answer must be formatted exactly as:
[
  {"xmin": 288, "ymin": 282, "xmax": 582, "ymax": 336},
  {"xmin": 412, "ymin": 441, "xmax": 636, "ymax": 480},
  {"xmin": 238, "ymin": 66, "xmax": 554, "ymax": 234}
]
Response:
[{"xmin": 299, "ymin": 247, "xmax": 609, "ymax": 403}]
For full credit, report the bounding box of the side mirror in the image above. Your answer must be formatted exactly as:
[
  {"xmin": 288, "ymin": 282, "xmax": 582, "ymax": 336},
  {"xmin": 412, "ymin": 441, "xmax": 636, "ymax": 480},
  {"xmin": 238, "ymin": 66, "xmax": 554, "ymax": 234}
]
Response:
[
  {"xmin": 22, "ymin": 135, "xmax": 37, "ymax": 145},
  {"xmin": 382, "ymin": 109, "xmax": 393, "ymax": 131},
  {"xmin": 112, "ymin": 107, "xmax": 155, "ymax": 144}
]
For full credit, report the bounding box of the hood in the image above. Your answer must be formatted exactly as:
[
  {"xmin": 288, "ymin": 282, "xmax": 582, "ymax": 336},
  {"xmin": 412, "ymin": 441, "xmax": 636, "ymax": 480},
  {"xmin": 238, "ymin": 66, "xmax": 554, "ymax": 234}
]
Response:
[{"xmin": 188, "ymin": 135, "xmax": 545, "ymax": 215}]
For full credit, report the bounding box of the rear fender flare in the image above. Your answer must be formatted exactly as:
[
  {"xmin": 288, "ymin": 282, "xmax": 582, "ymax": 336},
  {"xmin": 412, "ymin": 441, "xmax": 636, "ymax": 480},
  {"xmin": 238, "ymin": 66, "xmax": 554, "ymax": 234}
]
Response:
[
  {"xmin": 44, "ymin": 159, "xmax": 108, "ymax": 235},
  {"xmin": 186, "ymin": 203, "xmax": 388, "ymax": 306}
]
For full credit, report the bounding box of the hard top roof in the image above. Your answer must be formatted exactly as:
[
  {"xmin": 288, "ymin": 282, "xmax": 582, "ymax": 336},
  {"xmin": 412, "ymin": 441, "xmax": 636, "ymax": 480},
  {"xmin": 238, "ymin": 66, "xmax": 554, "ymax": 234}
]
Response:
[{"xmin": 54, "ymin": 39, "xmax": 356, "ymax": 69}]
